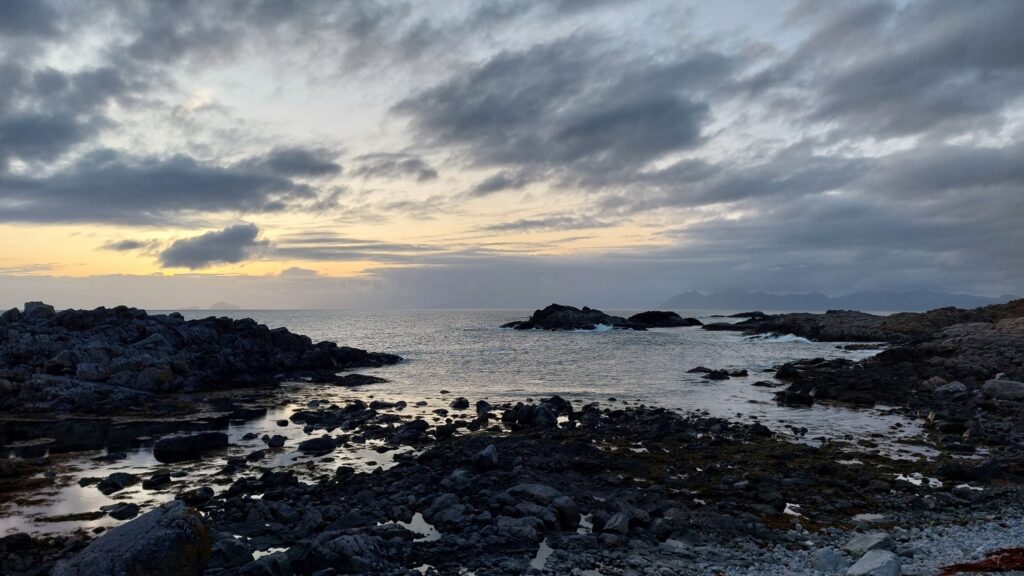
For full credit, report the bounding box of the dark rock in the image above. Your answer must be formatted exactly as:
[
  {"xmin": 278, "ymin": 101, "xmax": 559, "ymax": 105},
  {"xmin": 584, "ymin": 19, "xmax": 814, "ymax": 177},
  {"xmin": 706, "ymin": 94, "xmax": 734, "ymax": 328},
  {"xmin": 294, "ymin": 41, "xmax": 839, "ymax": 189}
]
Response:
[
  {"xmin": 101, "ymin": 502, "xmax": 140, "ymax": 520},
  {"xmin": 627, "ymin": 311, "xmax": 702, "ymax": 328},
  {"xmin": 96, "ymin": 472, "xmax": 139, "ymax": 495},
  {"xmin": 502, "ymin": 304, "xmax": 644, "ymax": 331},
  {"xmin": 298, "ymin": 435, "xmax": 336, "ymax": 455},
  {"xmin": 267, "ymin": 434, "xmax": 286, "ymax": 448},
  {"xmin": 176, "ymin": 486, "xmax": 214, "ymax": 506},
  {"xmin": 449, "ymin": 397, "xmax": 470, "ymax": 410},
  {"xmin": 702, "ymin": 370, "xmax": 730, "ymax": 381},
  {"xmin": 775, "ymin": 391, "xmax": 814, "ymax": 407},
  {"xmin": 52, "ymin": 501, "xmax": 211, "ymax": 576},
  {"xmin": 143, "ymin": 472, "xmax": 173, "ymax": 490},
  {"xmin": 153, "ymin": 432, "xmax": 229, "ymax": 463},
  {"xmin": 474, "ymin": 444, "xmax": 499, "ymax": 471}
]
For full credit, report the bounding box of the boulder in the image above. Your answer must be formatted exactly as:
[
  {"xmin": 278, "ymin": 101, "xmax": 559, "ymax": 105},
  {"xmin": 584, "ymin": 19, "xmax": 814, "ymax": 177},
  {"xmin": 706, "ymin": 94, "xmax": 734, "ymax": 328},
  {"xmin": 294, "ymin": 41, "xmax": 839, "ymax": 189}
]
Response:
[
  {"xmin": 843, "ymin": 532, "xmax": 893, "ymax": 557},
  {"xmin": 981, "ymin": 379, "xmax": 1024, "ymax": 401},
  {"xmin": 52, "ymin": 501, "xmax": 211, "ymax": 576},
  {"xmin": 97, "ymin": 472, "xmax": 140, "ymax": 495},
  {"xmin": 153, "ymin": 432, "xmax": 229, "ymax": 463},
  {"xmin": 474, "ymin": 444, "xmax": 498, "ymax": 471},
  {"xmin": 298, "ymin": 435, "xmax": 336, "ymax": 455},
  {"xmin": 846, "ymin": 549, "xmax": 900, "ymax": 576},
  {"xmin": 811, "ymin": 547, "xmax": 851, "ymax": 573}
]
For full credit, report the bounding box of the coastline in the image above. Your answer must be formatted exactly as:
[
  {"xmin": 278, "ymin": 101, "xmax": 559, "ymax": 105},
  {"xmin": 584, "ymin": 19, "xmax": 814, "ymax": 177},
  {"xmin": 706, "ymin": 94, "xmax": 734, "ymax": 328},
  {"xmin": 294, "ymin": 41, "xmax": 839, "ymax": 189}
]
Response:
[{"xmin": 1, "ymin": 301, "xmax": 1022, "ymax": 575}]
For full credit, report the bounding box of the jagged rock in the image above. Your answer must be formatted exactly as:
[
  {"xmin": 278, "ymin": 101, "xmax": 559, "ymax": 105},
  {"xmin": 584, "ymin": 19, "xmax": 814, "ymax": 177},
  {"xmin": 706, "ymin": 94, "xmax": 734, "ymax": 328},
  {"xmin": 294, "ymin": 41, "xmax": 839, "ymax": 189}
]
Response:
[
  {"xmin": 52, "ymin": 501, "xmax": 211, "ymax": 576},
  {"xmin": 96, "ymin": 472, "xmax": 140, "ymax": 495},
  {"xmin": 846, "ymin": 549, "xmax": 900, "ymax": 576},
  {"xmin": 0, "ymin": 303, "xmax": 400, "ymax": 415},
  {"xmin": 843, "ymin": 532, "xmax": 893, "ymax": 557}
]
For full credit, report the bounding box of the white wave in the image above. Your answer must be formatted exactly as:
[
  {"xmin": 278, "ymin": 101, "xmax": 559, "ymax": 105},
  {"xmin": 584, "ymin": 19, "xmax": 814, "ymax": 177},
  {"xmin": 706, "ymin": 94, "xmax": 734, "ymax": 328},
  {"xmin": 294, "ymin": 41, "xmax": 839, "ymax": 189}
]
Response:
[{"xmin": 749, "ymin": 333, "xmax": 813, "ymax": 344}]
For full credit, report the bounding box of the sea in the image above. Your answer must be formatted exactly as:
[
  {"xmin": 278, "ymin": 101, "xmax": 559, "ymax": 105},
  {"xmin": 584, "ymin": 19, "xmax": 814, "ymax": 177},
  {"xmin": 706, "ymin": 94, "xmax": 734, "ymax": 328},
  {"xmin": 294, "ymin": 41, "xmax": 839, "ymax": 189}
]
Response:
[{"xmin": 0, "ymin": 309, "xmax": 930, "ymax": 535}]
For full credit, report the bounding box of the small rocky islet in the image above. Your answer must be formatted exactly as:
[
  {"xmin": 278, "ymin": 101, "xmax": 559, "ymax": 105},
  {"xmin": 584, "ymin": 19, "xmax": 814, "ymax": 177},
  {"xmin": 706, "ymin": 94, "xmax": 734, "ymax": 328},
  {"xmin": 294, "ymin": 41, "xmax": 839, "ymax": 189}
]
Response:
[{"xmin": 2, "ymin": 300, "xmax": 1024, "ymax": 575}]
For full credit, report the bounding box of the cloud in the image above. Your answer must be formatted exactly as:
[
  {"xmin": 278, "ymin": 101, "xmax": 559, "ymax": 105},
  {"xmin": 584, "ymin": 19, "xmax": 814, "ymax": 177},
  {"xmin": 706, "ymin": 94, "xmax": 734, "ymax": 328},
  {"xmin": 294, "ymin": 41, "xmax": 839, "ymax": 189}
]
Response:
[
  {"xmin": 245, "ymin": 147, "xmax": 342, "ymax": 178},
  {"xmin": 101, "ymin": 239, "xmax": 160, "ymax": 252},
  {"xmin": 469, "ymin": 171, "xmax": 531, "ymax": 197},
  {"xmin": 481, "ymin": 215, "xmax": 612, "ymax": 233},
  {"xmin": 393, "ymin": 38, "xmax": 728, "ymax": 178},
  {"xmin": 0, "ymin": 148, "xmax": 339, "ymax": 224},
  {"xmin": 158, "ymin": 223, "xmax": 269, "ymax": 269},
  {"xmin": 352, "ymin": 152, "xmax": 438, "ymax": 182},
  {"xmin": 0, "ymin": 0, "xmax": 60, "ymax": 38}
]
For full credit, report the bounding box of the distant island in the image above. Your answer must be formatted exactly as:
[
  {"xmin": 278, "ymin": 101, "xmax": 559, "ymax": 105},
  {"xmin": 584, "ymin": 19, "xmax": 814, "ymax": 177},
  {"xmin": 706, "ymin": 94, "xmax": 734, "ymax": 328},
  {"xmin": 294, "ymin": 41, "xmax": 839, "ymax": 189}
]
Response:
[{"xmin": 662, "ymin": 289, "xmax": 1016, "ymax": 312}]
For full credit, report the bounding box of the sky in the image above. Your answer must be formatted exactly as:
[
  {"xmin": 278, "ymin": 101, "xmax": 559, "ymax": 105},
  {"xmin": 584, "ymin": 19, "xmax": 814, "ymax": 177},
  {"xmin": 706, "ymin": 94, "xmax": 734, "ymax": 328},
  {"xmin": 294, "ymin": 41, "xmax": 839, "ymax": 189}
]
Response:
[{"xmin": 0, "ymin": 0, "xmax": 1022, "ymax": 309}]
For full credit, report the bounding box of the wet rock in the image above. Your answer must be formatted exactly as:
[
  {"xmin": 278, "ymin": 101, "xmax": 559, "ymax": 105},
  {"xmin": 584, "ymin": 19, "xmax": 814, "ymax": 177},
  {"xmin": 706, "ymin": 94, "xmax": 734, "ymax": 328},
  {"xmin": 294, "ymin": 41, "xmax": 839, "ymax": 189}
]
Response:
[
  {"xmin": 142, "ymin": 472, "xmax": 172, "ymax": 490},
  {"xmin": 101, "ymin": 502, "xmax": 140, "ymax": 521},
  {"xmin": 96, "ymin": 472, "xmax": 139, "ymax": 495},
  {"xmin": 846, "ymin": 549, "xmax": 900, "ymax": 576},
  {"xmin": 267, "ymin": 434, "xmax": 286, "ymax": 448},
  {"xmin": 176, "ymin": 486, "xmax": 214, "ymax": 506},
  {"xmin": 298, "ymin": 435, "xmax": 336, "ymax": 455},
  {"xmin": 702, "ymin": 370, "xmax": 731, "ymax": 381},
  {"xmin": 449, "ymin": 397, "xmax": 470, "ymax": 410},
  {"xmin": 52, "ymin": 501, "xmax": 211, "ymax": 576},
  {"xmin": 774, "ymin": 390, "xmax": 814, "ymax": 406},
  {"xmin": 153, "ymin": 432, "xmax": 229, "ymax": 463}
]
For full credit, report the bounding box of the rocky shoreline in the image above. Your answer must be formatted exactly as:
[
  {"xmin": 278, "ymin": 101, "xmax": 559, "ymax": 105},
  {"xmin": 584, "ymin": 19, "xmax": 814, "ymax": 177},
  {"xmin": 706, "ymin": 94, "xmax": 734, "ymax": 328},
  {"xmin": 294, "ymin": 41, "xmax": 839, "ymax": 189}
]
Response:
[
  {"xmin": 0, "ymin": 303, "xmax": 400, "ymax": 415},
  {"xmin": 5, "ymin": 395, "xmax": 1022, "ymax": 575},
  {"xmin": 1, "ymin": 301, "xmax": 1023, "ymax": 575}
]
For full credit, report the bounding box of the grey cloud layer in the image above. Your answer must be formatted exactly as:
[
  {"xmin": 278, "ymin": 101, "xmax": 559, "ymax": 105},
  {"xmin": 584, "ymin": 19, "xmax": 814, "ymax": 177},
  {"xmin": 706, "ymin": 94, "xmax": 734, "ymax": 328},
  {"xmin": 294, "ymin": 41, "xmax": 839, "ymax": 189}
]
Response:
[{"xmin": 159, "ymin": 224, "xmax": 269, "ymax": 269}]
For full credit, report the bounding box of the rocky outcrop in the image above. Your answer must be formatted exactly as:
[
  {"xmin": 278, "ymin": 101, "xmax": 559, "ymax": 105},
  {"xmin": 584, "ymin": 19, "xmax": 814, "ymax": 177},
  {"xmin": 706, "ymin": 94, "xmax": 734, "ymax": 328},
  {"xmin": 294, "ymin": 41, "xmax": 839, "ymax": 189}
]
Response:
[
  {"xmin": 627, "ymin": 311, "xmax": 702, "ymax": 328},
  {"xmin": 503, "ymin": 304, "xmax": 702, "ymax": 331},
  {"xmin": 52, "ymin": 501, "xmax": 211, "ymax": 576},
  {"xmin": 702, "ymin": 299, "xmax": 1024, "ymax": 344},
  {"xmin": 502, "ymin": 304, "xmax": 641, "ymax": 331},
  {"xmin": 0, "ymin": 303, "xmax": 400, "ymax": 414}
]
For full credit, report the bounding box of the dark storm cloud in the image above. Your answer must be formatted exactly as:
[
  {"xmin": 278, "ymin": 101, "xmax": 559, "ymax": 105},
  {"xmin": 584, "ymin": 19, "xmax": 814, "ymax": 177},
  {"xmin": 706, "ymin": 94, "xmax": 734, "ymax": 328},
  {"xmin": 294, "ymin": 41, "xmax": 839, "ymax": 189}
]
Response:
[
  {"xmin": 394, "ymin": 38, "xmax": 727, "ymax": 175},
  {"xmin": 0, "ymin": 148, "xmax": 338, "ymax": 224},
  {"xmin": 159, "ymin": 224, "xmax": 269, "ymax": 269},
  {"xmin": 352, "ymin": 153, "xmax": 438, "ymax": 182},
  {"xmin": 0, "ymin": 63, "xmax": 140, "ymax": 168}
]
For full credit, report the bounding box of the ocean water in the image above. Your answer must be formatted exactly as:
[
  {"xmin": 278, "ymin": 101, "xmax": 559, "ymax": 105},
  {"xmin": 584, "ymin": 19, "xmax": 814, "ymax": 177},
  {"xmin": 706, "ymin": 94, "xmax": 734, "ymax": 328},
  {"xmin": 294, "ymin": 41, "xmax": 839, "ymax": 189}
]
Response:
[{"xmin": 1, "ymin": 309, "xmax": 930, "ymax": 535}]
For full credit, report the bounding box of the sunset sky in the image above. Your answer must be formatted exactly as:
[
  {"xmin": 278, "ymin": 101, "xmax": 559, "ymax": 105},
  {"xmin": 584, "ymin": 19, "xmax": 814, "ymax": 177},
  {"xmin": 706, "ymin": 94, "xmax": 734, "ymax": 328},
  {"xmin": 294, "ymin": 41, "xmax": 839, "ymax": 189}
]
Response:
[{"xmin": 1, "ymin": 0, "xmax": 1022, "ymax": 309}]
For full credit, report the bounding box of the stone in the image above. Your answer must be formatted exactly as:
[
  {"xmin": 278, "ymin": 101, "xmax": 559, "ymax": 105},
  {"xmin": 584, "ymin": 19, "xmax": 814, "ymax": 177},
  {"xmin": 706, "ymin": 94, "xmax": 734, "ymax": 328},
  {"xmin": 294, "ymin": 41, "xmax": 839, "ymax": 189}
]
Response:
[
  {"xmin": 52, "ymin": 501, "xmax": 211, "ymax": 576},
  {"xmin": 449, "ymin": 397, "xmax": 470, "ymax": 410},
  {"xmin": 153, "ymin": 432, "xmax": 229, "ymax": 463},
  {"xmin": 267, "ymin": 434, "xmax": 286, "ymax": 448},
  {"xmin": 843, "ymin": 532, "xmax": 893, "ymax": 557},
  {"xmin": 298, "ymin": 435, "xmax": 336, "ymax": 455},
  {"xmin": 101, "ymin": 502, "xmax": 140, "ymax": 520},
  {"xmin": 981, "ymin": 378, "xmax": 1024, "ymax": 401},
  {"xmin": 143, "ymin": 472, "xmax": 173, "ymax": 490},
  {"xmin": 603, "ymin": 512, "xmax": 631, "ymax": 535},
  {"xmin": 934, "ymin": 381, "xmax": 968, "ymax": 401},
  {"xmin": 96, "ymin": 472, "xmax": 140, "ymax": 495},
  {"xmin": 176, "ymin": 486, "xmax": 214, "ymax": 506},
  {"xmin": 627, "ymin": 311, "xmax": 702, "ymax": 328},
  {"xmin": 811, "ymin": 547, "xmax": 851, "ymax": 573},
  {"xmin": 846, "ymin": 549, "xmax": 900, "ymax": 576},
  {"xmin": 474, "ymin": 444, "xmax": 498, "ymax": 471}
]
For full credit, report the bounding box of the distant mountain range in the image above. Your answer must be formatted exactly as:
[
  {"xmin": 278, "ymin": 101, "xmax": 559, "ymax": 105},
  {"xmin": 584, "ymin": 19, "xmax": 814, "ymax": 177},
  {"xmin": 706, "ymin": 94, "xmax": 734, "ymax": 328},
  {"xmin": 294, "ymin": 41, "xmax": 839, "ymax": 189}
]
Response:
[{"xmin": 661, "ymin": 290, "xmax": 1018, "ymax": 313}]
